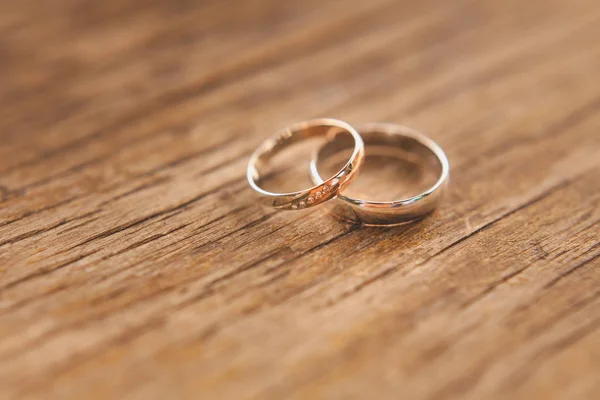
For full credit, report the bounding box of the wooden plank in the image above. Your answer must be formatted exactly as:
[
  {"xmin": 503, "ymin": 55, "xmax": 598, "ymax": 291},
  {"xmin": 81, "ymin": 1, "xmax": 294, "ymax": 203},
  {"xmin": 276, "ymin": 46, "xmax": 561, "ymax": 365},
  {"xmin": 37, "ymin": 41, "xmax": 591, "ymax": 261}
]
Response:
[{"xmin": 0, "ymin": 0, "xmax": 599, "ymax": 398}]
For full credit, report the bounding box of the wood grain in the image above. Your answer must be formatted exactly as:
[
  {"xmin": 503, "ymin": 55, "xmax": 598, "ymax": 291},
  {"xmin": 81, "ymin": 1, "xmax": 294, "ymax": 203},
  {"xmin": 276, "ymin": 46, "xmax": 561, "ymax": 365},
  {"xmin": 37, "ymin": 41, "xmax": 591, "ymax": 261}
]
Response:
[{"xmin": 1, "ymin": 0, "xmax": 600, "ymax": 398}]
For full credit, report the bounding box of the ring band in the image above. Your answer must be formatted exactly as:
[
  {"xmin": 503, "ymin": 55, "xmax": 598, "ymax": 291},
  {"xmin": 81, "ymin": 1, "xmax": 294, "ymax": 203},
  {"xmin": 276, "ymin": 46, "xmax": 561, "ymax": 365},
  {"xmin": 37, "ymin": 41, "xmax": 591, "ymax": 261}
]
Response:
[
  {"xmin": 309, "ymin": 123, "xmax": 449, "ymax": 225},
  {"xmin": 247, "ymin": 118, "xmax": 365, "ymax": 210}
]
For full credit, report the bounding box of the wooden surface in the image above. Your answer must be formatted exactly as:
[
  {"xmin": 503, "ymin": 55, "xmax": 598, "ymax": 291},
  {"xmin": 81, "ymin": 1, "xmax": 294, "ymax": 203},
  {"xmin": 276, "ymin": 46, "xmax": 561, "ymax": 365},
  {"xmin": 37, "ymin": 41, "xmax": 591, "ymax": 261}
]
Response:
[{"xmin": 1, "ymin": 0, "xmax": 600, "ymax": 398}]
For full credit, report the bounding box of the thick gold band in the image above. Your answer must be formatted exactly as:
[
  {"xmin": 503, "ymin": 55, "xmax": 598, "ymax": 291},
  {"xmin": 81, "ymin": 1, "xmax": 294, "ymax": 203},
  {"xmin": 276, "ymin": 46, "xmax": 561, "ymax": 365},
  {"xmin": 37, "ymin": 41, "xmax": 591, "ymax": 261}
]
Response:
[{"xmin": 310, "ymin": 123, "xmax": 449, "ymax": 225}]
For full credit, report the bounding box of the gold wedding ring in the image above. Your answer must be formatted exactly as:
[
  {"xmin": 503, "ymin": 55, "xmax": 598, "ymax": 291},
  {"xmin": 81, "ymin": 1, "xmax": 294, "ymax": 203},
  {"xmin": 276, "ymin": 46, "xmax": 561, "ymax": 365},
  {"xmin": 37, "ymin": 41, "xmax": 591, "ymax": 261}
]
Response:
[
  {"xmin": 246, "ymin": 119, "xmax": 365, "ymax": 210},
  {"xmin": 309, "ymin": 123, "xmax": 449, "ymax": 225}
]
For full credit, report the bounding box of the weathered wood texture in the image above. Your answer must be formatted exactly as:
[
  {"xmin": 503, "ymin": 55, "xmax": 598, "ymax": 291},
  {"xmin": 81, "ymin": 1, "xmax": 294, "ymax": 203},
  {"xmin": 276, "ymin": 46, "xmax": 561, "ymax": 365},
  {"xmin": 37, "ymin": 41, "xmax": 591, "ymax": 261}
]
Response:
[{"xmin": 1, "ymin": 0, "xmax": 600, "ymax": 398}]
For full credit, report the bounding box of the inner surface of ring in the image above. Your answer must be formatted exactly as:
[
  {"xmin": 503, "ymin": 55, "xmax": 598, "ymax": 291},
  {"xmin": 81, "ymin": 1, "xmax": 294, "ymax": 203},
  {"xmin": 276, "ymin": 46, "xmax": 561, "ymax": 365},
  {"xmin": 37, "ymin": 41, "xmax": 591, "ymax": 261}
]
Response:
[
  {"xmin": 253, "ymin": 125, "xmax": 352, "ymax": 194},
  {"xmin": 315, "ymin": 130, "xmax": 442, "ymax": 202}
]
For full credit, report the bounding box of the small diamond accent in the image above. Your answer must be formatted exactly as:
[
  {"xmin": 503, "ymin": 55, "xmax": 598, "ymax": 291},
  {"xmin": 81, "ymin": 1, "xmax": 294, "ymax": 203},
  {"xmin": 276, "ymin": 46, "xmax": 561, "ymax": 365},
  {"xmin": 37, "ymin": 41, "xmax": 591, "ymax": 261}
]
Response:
[
  {"xmin": 322, "ymin": 184, "xmax": 330, "ymax": 193},
  {"xmin": 315, "ymin": 191, "xmax": 323, "ymax": 199},
  {"xmin": 298, "ymin": 201, "xmax": 306, "ymax": 208},
  {"xmin": 307, "ymin": 196, "xmax": 315, "ymax": 204},
  {"xmin": 291, "ymin": 204, "xmax": 298, "ymax": 210}
]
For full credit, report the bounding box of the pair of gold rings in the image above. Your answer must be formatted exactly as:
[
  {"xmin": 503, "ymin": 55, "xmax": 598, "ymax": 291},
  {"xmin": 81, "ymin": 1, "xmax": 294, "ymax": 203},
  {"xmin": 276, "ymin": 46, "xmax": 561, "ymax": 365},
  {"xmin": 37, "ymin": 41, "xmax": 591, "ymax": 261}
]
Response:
[{"xmin": 246, "ymin": 119, "xmax": 449, "ymax": 226}]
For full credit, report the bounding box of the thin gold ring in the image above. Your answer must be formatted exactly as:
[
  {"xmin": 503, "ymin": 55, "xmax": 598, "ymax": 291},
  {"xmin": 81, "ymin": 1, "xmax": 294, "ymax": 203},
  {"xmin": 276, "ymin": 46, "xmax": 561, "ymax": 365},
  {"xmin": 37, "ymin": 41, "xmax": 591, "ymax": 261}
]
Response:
[
  {"xmin": 309, "ymin": 123, "xmax": 449, "ymax": 225},
  {"xmin": 247, "ymin": 118, "xmax": 365, "ymax": 211}
]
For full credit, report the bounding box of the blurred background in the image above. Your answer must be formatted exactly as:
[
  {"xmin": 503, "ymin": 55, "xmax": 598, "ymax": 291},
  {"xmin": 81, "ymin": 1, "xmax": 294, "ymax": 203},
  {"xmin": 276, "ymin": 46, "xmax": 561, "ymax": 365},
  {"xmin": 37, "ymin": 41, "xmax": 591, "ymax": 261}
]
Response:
[{"xmin": 1, "ymin": 0, "xmax": 599, "ymax": 399}]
